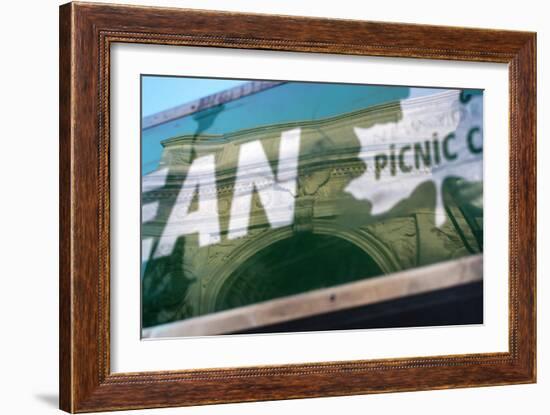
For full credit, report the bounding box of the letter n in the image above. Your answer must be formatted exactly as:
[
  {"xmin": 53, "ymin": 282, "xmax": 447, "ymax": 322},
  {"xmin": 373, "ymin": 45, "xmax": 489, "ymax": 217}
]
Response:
[{"xmin": 228, "ymin": 128, "xmax": 301, "ymax": 239}]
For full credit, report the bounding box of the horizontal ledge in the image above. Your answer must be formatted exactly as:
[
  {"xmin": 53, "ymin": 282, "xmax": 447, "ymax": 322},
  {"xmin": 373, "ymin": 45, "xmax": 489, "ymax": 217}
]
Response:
[{"xmin": 143, "ymin": 254, "xmax": 482, "ymax": 338}]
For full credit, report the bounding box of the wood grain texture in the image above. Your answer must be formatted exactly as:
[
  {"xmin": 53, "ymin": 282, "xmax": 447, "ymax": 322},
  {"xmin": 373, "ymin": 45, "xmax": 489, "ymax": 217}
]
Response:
[
  {"xmin": 59, "ymin": 3, "xmax": 73, "ymax": 411},
  {"xmin": 59, "ymin": 1, "xmax": 536, "ymax": 412}
]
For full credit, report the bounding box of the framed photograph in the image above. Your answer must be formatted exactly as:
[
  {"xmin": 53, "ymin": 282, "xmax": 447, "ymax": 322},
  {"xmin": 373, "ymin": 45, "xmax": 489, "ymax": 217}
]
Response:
[{"xmin": 59, "ymin": 2, "xmax": 536, "ymax": 412}]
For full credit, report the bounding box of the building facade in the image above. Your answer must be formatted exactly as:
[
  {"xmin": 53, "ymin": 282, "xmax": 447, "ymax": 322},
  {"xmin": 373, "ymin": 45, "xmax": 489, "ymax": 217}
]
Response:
[{"xmin": 141, "ymin": 81, "xmax": 483, "ymax": 330}]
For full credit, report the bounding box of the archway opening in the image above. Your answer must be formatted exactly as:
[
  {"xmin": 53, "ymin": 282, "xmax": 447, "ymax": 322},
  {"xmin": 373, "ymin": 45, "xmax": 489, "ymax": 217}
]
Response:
[{"xmin": 214, "ymin": 233, "xmax": 384, "ymax": 312}]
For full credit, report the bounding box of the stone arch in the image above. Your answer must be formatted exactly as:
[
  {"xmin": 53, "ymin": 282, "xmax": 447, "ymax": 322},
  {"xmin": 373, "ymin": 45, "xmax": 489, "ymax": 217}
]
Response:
[{"xmin": 200, "ymin": 221, "xmax": 401, "ymax": 314}]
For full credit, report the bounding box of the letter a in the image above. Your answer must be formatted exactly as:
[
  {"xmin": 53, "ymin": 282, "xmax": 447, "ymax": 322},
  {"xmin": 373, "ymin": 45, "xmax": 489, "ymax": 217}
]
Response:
[{"xmin": 154, "ymin": 154, "xmax": 221, "ymax": 258}]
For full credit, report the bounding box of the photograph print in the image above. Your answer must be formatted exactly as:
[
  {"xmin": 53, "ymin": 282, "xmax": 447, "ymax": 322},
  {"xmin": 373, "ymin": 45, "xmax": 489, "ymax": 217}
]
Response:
[{"xmin": 140, "ymin": 76, "xmax": 484, "ymax": 339}]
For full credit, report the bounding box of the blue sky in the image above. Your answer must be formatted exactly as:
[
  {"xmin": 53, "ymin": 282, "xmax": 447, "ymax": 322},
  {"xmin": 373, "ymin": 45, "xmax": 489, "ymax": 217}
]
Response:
[
  {"xmin": 141, "ymin": 75, "xmax": 451, "ymax": 118},
  {"xmin": 142, "ymin": 76, "xmax": 247, "ymax": 117}
]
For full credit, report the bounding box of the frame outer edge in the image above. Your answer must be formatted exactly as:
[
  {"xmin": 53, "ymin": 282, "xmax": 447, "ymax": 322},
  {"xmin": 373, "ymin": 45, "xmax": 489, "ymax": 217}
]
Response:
[
  {"xmin": 508, "ymin": 33, "xmax": 537, "ymax": 383},
  {"xmin": 70, "ymin": 2, "xmax": 103, "ymax": 412},
  {"xmin": 532, "ymin": 33, "xmax": 537, "ymax": 383},
  {"xmin": 518, "ymin": 33, "xmax": 537, "ymax": 382},
  {"xmin": 58, "ymin": 2, "xmax": 537, "ymax": 412},
  {"xmin": 59, "ymin": 2, "xmax": 74, "ymax": 413}
]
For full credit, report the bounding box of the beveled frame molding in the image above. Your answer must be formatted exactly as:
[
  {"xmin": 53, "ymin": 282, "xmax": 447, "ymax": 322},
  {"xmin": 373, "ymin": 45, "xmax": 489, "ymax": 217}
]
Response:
[{"xmin": 59, "ymin": 2, "xmax": 536, "ymax": 412}]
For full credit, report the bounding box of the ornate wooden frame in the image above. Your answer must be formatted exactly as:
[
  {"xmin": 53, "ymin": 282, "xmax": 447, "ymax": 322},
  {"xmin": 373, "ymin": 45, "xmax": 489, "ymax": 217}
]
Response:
[{"xmin": 59, "ymin": 2, "xmax": 536, "ymax": 412}]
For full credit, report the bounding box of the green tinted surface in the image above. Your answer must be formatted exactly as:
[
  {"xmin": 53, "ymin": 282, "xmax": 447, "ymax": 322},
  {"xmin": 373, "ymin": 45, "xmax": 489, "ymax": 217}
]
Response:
[
  {"xmin": 141, "ymin": 82, "xmax": 483, "ymax": 330},
  {"xmin": 215, "ymin": 234, "xmax": 383, "ymax": 312}
]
